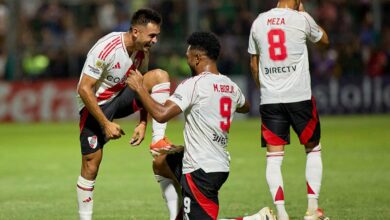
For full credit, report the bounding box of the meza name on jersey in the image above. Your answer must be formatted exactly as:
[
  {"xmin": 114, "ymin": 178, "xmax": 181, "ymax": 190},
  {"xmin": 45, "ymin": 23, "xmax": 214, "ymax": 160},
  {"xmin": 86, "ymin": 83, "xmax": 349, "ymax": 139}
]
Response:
[{"xmin": 267, "ymin": 17, "xmax": 285, "ymax": 25}]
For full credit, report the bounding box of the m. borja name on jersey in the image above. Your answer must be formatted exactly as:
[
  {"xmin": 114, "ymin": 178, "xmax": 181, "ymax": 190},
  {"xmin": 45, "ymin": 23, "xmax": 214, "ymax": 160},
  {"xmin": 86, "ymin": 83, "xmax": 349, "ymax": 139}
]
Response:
[{"xmin": 213, "ymin": 84, "xmax": 235, "ymax": 93}]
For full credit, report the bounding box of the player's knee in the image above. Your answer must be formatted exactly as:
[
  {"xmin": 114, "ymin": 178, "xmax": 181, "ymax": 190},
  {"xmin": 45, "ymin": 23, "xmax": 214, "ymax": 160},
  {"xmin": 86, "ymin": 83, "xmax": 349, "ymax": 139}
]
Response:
[
  {"xmin": 305, "ymin": 141, "xmax": 320, "ymax": 152},
  {"xmin": 148, "ymin": 69, "xmax": 170, "ymax": 82}
]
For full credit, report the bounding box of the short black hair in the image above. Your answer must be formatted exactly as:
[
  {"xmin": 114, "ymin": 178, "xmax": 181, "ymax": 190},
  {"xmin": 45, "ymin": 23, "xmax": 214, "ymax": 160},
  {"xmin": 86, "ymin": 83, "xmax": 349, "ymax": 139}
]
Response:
[
  {"xmin": 187, "ymin": 32, "xmax": 220, "ymax": 61},
  {"xmin": 131, "ymin": 8, "xmax": 162, "ymax": 27}
]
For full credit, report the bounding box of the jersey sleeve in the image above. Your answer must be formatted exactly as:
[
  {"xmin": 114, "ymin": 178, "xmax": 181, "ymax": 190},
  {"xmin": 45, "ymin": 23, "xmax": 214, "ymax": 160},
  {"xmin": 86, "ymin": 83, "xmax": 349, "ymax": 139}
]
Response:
[
  {"xmin": 301, "ymin": 12, "xmax": 323, "ymax": 43},
  {"xmin": 168, "ymin": 78, "xmax": 195, "ymax": 111},
  {"xmin": 80, "ymin": 51, "xmax": 105, "ymax": 79},
  {"xmin": 235, "ymin": 85, "xmax": 246, "ymax": 108},
  {"xmin": 81, "ymin": 45, "xmax": 115, "ymax": 79},
  {"xmin": 248, "ymin": 21, "xmax": 260, "ymax": 55}
]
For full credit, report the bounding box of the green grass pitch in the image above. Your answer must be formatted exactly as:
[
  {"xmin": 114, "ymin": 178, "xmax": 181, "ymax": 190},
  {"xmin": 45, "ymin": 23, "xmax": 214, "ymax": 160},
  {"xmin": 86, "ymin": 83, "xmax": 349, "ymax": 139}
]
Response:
[{"xmin": 1, "ymin": 115, "xmax": 389, "ymax": 220}]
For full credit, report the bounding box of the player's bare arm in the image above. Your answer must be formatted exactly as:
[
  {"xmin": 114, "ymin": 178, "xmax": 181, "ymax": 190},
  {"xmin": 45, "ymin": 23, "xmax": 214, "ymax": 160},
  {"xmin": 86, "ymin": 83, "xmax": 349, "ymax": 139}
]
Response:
[
  {"xmin": 78, "ymin": 74, "xmax": 124, "ymax": 140},
  {"xmin": 250, "ymin": 54, "xmax": 260, "ymax": 88},
  {"xmin": 126, "ymin": 69, "xmax": 182, "ymax": 123},
  {"xmin": 236, "ymin": 101, "xmax": 250, "ymax": 113},
  {"xmin": 317, "ymin": 26, "xmax": 329, "ymax": 46}
]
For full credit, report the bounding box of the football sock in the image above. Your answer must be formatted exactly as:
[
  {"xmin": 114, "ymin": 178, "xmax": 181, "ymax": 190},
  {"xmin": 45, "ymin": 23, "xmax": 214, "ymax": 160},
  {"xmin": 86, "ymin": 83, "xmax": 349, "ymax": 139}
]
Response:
[
  {"xmin": 266, "ymin": 151, "xmax": 288, "ymax": 219},
  {"xmin": 76, "ymin": 176, "xmax": 95, "ymax": 220},
  {"xmin": 155, "ymin": 175, "xmax": 180, "ymax": 220},
  {"xmin": 306, "ymin": 143, "xmax": 322, "ymax": 211},
  {"xmin": 151, "ymin": 83, "xmax": 170, "ymax": 143}
]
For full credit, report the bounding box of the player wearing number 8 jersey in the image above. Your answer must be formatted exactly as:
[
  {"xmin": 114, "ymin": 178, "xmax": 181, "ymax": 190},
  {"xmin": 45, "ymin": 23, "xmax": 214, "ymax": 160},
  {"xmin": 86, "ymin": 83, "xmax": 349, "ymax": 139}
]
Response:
[
  {"xmin": 248, "ymin": 1, "xmax": 329, "ymax": 220},
  {"xmin": 127, "ymin": 32, "xmax": 252, "ymax": 220}
]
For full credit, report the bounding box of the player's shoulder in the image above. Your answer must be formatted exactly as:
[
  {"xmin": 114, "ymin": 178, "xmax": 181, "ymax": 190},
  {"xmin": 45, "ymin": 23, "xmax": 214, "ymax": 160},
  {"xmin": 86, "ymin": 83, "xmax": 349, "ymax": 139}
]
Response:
[
  {"xmin": 89, "ymin": 32, "xmax": 124, "ymax": 53},
  {"xmin": 98, "ymin": 32, "xmax": 123, "ymax": 42},
  {"xmin": 298, "ymin": 11, "xmax": 316, "ymax": 22}
]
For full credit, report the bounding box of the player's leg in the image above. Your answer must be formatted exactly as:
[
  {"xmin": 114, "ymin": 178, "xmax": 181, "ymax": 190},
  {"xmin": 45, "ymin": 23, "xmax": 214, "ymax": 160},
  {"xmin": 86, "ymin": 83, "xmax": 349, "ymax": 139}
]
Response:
[
  {"xmin": 181, "ymin": 169, "xmax": 228, "ymax": 220},
  {"xmin": 260, "ymin": 104, "xmax": 290, "ymax": 220},
  {"xmin": 153, "ymin": 153, "xmax": 183, "ymax": 220},
  {"xmin": 143, "ymin": 69, "xmax": 183, "ymax": 219},
  {"xmin": 219, "ymin": 207, "xmax": 276, "ymax": 220},
  {"xmin": 304, "ymin": 141, "xmax": 328, "ymax": 220},
  {"xmin": 77, "ymin": 108, "xmax": 108, "ymax": 220},
  {"xmin": 288, "ymin": 98, "xmax": 327, "ymax": 219},
  {"xmin": 266, "ymin": 145, "xmax": 288, "ymax": 220},
  {"xmin": 77, "ymin": 149, "xmax": 102, "ymax": 220},
  {"xmin": 143, "ymin": 69, "xmax": 171, "ymax": 144},
  {"xmin": 77, "ymin": 96, "xmax": 128, "ymax": 220}
]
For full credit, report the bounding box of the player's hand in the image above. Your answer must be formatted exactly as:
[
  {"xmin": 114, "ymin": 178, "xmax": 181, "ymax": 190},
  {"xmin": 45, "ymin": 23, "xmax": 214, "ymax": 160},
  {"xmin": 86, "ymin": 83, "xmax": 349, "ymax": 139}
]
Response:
[
  {"xmin": 102, "ymin": 121, "xmax": 125, "ymax": 140},
  {"xmin": 129, "ymin": 122, "xmax": 146, "ymax": 146},
  {"xmin": 126, "ymin": 69, "xmax": 144, "ymax": 92}
]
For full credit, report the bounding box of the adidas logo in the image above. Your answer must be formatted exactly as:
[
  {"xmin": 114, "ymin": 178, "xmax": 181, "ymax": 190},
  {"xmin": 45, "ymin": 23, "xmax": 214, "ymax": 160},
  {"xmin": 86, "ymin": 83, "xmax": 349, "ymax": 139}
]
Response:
[{"xmin": 113, "ymin": 62, "xmax": 121, "ymax": 69}]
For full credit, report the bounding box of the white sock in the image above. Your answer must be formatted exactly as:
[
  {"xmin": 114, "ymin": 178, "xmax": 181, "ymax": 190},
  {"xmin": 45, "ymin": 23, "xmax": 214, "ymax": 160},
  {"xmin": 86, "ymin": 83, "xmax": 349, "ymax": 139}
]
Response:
[
  {"xmin": 77, "ymin": 176, "xmax": 95, "ymax": 220},
  {"xmin": 155, "ymin": 175, "xmax": 180, "ymax": 220},
  {"xmin": 266, "ymin": 151, "xmax": 288, "ymax": 219},
  {"xmin": 151, "ymin": 83, "xmax": 170, "ymax": 143},
  {"xmin": 306, "ymin": 143, "xmax": 323, "ymax": 211}
]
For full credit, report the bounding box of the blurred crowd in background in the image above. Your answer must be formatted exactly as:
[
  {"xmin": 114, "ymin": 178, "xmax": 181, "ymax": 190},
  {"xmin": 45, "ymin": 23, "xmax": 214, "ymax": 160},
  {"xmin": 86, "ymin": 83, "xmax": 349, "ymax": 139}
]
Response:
[{"xmin": 0, "ymin": 0, "xmax": 389, "ymax": 81}]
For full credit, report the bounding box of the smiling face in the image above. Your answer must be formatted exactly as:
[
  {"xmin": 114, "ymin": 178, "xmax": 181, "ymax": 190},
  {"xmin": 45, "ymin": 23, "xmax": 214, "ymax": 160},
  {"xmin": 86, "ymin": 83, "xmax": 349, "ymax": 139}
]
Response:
[{"xmin": 131, "ymin": 22, "xmax": 161, "ymax": 52}]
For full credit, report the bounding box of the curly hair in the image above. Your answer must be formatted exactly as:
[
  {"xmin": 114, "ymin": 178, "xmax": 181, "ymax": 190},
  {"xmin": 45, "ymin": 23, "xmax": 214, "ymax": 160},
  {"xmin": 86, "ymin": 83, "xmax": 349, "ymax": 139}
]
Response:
[
  {"xmin": 131, "ymin": 8, "xmax": 162, "ymax": 27},
  {"xmin": 187, "ymin": 32, "xmax": 221, "ymax": 61}
]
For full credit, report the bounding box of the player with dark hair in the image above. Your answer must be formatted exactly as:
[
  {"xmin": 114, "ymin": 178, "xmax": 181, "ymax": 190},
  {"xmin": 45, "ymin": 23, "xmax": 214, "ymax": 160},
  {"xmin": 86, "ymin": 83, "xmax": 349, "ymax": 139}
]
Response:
[
  {"xmin": 75, "ymin": 8, "xmax": 180, "ymax": 220},
  {"xmin": 248, "ymin": 1, "xmax": 329, "ymax": 220},
  {"xmin": 127, "ymin": 32, "xmax": 274, "ymax": 220}
]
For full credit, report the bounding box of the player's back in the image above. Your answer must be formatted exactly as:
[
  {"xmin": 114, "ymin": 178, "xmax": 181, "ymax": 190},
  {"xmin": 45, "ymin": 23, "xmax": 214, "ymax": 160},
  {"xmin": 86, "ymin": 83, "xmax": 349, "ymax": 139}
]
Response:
[
  {"xmin": 249, "ymin": 8, "xmax": 323, "ymax": 104},
  {"xmin": 179, "ymin": 72, "xmax": 245, "ymax": 174}
]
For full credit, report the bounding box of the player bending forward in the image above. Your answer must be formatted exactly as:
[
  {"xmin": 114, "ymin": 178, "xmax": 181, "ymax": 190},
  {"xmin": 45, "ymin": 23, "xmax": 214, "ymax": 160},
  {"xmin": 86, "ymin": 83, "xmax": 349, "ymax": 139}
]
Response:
[{"xmin": 76, "ymin": 9, "xmax": 180, "ymax": 220}]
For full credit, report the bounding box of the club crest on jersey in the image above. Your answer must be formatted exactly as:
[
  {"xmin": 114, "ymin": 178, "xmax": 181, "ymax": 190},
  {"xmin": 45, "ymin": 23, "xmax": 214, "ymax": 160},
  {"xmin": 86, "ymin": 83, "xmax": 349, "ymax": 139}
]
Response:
[{"xmin": 88, "ymin": 135, "xmax": 98, "ymax": 149}]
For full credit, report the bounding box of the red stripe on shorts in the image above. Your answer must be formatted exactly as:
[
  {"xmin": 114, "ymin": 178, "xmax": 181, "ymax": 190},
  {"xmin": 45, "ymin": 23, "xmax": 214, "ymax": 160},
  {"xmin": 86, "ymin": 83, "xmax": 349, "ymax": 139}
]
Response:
[
  {"xmin": 261, "ymin": 124, "xmax": 288, "ymax": 146},
  {"xmin": 185, "ymin": 173, "xmax": 219, "ymax": 220},
  {"xmin": 299, "ymin": 97, "xmax": 318, "ymax": 144}
]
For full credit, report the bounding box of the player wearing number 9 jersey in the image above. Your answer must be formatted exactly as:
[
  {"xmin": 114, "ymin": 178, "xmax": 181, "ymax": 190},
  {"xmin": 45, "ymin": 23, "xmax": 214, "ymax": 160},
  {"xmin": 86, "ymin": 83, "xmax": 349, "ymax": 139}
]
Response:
[
  {"xmin": 248, "ymin": 1, "xmax": 330, "ymax": 220},
  {"xmin": 127, "ymin": 32, "xmax": 251, "ymax": 220}
]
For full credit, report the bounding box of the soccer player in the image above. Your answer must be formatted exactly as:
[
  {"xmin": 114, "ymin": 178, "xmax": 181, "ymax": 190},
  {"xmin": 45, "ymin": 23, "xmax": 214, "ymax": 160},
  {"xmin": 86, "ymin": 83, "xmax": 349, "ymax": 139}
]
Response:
[
  {"xmin": 76, "ymin": 8, "xmax": 180, "ymax": 220},
  {"xmin": 248, "ymin": 1, "xmax": 329, "ymax": 220},
  {"xmin": 127, "ymin": 32, "xmax": 274, "ymax": 220}
]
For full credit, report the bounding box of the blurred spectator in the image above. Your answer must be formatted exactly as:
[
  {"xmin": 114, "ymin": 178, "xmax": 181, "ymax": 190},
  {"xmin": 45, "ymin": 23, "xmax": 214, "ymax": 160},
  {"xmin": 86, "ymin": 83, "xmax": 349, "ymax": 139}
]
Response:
[
  {"xmin": 2, "ymin": 0, "xmax": 390, "ymax": 81},
  {"xmin": 0, "ymin": 0, "xmax": 8, "ymax": 79}
]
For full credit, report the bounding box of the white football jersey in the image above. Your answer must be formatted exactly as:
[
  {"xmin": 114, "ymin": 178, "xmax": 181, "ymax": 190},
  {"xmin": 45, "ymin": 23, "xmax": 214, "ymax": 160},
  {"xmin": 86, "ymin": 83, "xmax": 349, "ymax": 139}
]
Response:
[
  {"xmin": 76, "ymin": 32, "xmax": 149, "ymax": 111},
  {"xmin": 168, "ymin": 72, "xmax": 246, "ymax": 174},
  {"xmin": 248, "ymin": 8, "xmax": 323, "ymax": 104}
]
